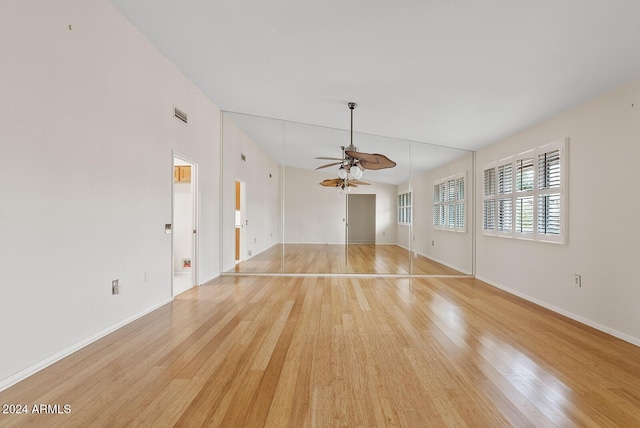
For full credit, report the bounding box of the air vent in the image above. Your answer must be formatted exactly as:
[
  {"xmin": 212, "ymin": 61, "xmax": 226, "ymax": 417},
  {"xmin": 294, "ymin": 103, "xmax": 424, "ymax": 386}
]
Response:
[{"xmin": 174, "ymin": 107, "xmax": 188, "ymax": 124}]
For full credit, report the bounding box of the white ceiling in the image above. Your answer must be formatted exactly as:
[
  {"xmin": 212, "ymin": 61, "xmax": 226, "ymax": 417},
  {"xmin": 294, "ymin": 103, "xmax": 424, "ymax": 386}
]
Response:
[{"xmin": 109, "ymin": 0, "xmax": 640, "ymax": 178}]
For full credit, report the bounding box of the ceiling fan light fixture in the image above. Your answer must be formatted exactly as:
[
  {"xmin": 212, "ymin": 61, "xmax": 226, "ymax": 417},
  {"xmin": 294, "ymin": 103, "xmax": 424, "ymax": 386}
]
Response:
[
  {"xmin": 351, "ymin": 164, "xmax": 363, "ymax": 180},
  {"xmin": 338, "ymin": 165, "xmax": 347, "ymax": 179},
  {"xmin": 339, "ymin": 183, "xmax": 351, "ymax": 195}
]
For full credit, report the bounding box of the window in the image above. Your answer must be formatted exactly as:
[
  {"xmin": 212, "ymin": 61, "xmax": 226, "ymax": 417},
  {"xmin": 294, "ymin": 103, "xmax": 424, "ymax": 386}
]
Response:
[
  {"xmin": 433, "ymin": 172, "xmax": 466, "ymax": 232},
  {"xmin": 398, "ymin": 191, "xmax": 411, "ymax": 226},
  {"xmin": 483, "ymin": 139, "xmax": 567, "ymax": 243}
]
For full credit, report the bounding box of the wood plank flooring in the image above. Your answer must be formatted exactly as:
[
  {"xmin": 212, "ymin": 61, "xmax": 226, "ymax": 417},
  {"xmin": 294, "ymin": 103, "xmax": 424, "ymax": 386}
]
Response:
[
  {"xmin": 229, "ymin": 244, "xmax": 466, "ymax": 275},
  {"xmin": 2, "ymin": 276, "xmax": 640, "ymax": 427}
]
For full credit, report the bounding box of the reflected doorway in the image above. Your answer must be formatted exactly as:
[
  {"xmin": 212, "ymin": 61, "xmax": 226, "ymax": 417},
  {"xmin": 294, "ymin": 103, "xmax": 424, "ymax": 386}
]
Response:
[
  {"xmin": 235, "ymin": 181, "xmax": 246, "ymax": 264},
  {"xmin": 347, "ymin": 194, "xmax": 376, "ymax": 244}
]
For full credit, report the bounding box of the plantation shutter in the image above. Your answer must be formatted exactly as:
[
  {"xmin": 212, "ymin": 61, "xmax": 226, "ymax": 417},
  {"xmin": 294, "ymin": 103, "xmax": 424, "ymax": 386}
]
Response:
[
  {"xmin": 483, "ymin": 166, "xmax": 496, "ymax": 233},
  {"xmin": 537, "ymin": 148, "xmax": 561, "ymax": 235},
  {"xmin": 497, "ymin": 163, "xmax": 513, "ymax": 232}
]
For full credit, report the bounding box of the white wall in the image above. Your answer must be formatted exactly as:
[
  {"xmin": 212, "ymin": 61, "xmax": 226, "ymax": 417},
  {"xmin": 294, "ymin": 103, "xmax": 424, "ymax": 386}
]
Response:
[
  {"xmin": 283, "ymin": 166, "xmax": 398, "ymax": 245},
  {"xmin": 0, "ymin": 0, "xmax": 220, "ymax": 389},
  {"xmin": 475, "ymin": 79, "xmax": 640, "ymax": 345},
  {"xmin": 221, "ymin": 115, "xmax": 282, "ymax": 272}
]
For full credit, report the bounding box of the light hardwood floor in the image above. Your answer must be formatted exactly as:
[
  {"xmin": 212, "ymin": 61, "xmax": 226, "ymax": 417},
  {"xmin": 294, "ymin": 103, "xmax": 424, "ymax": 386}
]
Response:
[
  {"xmin": 2, "ymin": 276, "xmax": 640, "ymax": 427},
  {"xmin": 229, "ymin": 244, "xmax": 466, "ymax": 275}
]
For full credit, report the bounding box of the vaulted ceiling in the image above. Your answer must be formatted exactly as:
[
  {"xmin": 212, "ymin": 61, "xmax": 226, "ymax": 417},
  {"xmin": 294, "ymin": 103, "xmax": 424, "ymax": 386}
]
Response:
[{"xmin": 110, "ymin": 1, "xmax": 640, "ymax": 157}]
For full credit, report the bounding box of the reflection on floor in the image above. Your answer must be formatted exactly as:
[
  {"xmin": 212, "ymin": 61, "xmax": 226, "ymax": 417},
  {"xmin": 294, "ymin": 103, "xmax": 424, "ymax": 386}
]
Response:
[
  {"xmin": 229, "ymin": 244, "xmax": 465, "ymax": 275},
  {"xmin": 173, "ymin": 272, "xmax": 192, "ymax": 295}
]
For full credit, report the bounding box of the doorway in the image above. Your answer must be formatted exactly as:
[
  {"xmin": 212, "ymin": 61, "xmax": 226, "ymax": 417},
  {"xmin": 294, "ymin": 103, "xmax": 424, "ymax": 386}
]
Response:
[
  {"xmin": 347, "ymin": 194, "xmax": 376, "ymax": 244},
  {"xmin": 172, "ymin": 156, "xmax": 197, "ymax": 296},
  {"xmin": 235, "ymin": 181, "xmax": 246, "ymax": 264}
]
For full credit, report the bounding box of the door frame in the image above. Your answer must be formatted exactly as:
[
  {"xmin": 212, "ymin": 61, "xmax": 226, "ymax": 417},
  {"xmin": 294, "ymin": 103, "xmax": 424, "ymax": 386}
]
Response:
[
  {"xmin": 171, "ymin": 152, "xmax": 199, "ymax": 296},
  {"xmin": 235, "ymin": 180, "xmax": 247, "ymax": 264}
]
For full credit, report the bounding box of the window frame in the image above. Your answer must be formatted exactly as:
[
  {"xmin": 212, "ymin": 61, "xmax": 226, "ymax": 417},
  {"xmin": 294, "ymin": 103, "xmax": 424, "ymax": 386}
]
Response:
[
  {"xmin": 397, "ymin": 190, "xmax": 412, "ymax": 226},
  {"xmin": 433, "ymin": 171, "xmax": 467, "ymax": 233},
  {"xmin": 482, "ymin": 139, "xmax": 567, "ymax": 244}
]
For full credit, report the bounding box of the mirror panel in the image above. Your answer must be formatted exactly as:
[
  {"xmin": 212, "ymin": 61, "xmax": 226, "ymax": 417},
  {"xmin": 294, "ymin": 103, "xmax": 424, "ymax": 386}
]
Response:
[
  {"xmin": 282, "ymin": 121, "xmax": 348, "ymax": 273},
  {"xmin": 221, "ymin": 112, "xmax": 284, "ymax": 273},
  {"xmin": 409, "ymin": 142, "xmax": 474, "ymax": 275},
  {"xmin": 221, "ymin": 111, "xmax": 474, "ymax": 276},
  {"xmin": 344, "ymin": 133, "xmax": 411, "ymax": 274}
]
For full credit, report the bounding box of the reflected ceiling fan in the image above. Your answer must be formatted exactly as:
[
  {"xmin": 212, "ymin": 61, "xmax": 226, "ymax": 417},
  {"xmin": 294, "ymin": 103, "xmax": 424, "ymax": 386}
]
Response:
[
  {"xmin": 319, "ymin": 177, "xmax": 371, "ymax": 188},
  {"xmin": 316, "ymin": 102, "xmax": 396, "ymax": 191}
]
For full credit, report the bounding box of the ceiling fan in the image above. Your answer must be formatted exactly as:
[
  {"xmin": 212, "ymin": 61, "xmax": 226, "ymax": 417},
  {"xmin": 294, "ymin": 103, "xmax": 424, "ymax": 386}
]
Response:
[
  {"xmin": 319, "ymin": 178, "xmax": 371, "ymax": 188},
  {"xmin": 319, "ymin": 176, "xmax": 370, "ymax": 195},
  {"xmin": 315, "ymin": 102, "xmax": 396, "ymax": 188}
]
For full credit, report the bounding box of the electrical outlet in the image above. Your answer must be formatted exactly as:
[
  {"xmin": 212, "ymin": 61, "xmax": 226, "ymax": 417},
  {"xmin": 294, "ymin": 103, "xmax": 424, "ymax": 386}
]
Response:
[
  {"xmin": 574, "ymin": 274, "xmax": 581, "ymax": 287},
  {"xmin": 112, "ymin": 279, "xmax": 120, "ymax": 295},
  {"xmin": 248, "ymin": 250, "xmax": 252, "ymax": 256}
]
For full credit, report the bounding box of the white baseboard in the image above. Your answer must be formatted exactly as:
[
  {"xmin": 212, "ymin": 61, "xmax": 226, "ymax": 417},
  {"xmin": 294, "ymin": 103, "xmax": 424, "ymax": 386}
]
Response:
[
  {"xmin": 475, "ymin": 275, "xmax": 640, "ymax": 348},
  {"xmin": 247, "ymin": 243, "xmax": 280, "ymax": 259},
  {"xmin": 282, "ymin": 242, "xmax": 398, "ymax": 246},
  {"xmin": 0, "ymin": 297, "xmax": 173, "ymax": 393},
  {"xmin": 198, "ymin": 273, "xmax": 220, "ymax": 286},
  {"xmin": 284, "ymin": 241, "xmax": 348, "ymax": 245},
  {"xmin": 394, "ymin": 244, "xmax": 471, "ymax": 275},
  {"xmin": 417, "ymin": 251, "xmax": 472, "ymax": 275}
]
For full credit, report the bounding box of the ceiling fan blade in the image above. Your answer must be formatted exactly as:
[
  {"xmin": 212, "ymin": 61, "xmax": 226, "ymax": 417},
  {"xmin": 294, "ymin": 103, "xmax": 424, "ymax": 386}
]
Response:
[
  {"xmin": 319, "ymin": 178, "xmax": 343, "ymax": 187},
  {"xmin": 359, "ymin": 154, "xmax": 396, "ymax": 170},
  {"xmin": 348, "ymin": 179, "xmax": 370, "ymax": 185},
  {"xmin": 344, "ymin": 150, "xmax": 380, "ymax": 164},
  {"xmin": 315, "ymin": 161, "xmax": 342, "ymax": 170},
  {"xmin": 315, "ymin": 157, "xmax": 343, "ymax": 161},
  {"xmin": 319, "ymin": 178, "xmax": 363, "ymax": 188}
]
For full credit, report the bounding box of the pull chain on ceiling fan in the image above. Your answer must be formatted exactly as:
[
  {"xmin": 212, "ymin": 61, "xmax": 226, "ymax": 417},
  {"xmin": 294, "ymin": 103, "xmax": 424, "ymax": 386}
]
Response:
[{"xmin": 316, "ymin": 102, "xmax": 396, "ymax": 191}]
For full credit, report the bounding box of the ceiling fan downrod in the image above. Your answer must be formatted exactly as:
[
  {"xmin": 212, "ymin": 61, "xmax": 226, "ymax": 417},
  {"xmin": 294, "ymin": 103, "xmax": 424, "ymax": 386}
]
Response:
[{"xmin": 348, "ymin": 102, "xmax": 357, "ymax": 150}]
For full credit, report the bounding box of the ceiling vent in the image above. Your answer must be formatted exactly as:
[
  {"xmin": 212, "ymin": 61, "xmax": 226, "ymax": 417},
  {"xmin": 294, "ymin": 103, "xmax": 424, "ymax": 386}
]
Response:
[{"xmin": 174, "ymin": 106, "xmax": 188, "ymax": 124}]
